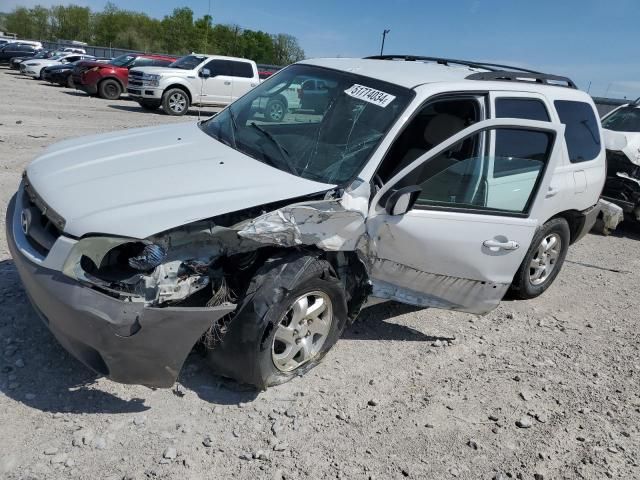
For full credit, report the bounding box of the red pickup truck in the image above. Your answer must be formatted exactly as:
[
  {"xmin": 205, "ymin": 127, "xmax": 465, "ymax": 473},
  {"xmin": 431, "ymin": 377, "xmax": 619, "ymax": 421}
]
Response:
[{"xmin": 74, "ymin": 53, "xmax": 177, "ymax": 100}]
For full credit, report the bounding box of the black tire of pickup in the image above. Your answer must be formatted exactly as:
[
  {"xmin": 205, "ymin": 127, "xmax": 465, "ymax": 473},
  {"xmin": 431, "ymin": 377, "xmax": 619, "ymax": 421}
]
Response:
[
  {"xmin": 98, "ymin": 78, "xmax": 123, "ymax": 100},
  {"xmin": 162, "ymin": 88, "xmax": 190, "ymax": 116}
]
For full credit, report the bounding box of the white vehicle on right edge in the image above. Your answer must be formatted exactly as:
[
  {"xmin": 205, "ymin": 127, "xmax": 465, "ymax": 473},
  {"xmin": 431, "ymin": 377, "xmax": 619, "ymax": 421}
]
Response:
[{"xmin": 127, "ymin": 54, "xmax": 260, "ymax": 115}]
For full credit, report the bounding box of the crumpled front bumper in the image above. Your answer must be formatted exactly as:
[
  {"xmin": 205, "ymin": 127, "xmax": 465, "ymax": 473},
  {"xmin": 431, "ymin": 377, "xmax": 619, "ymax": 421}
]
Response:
[{"xmin": 6, "ymin": 194, "xmax": 235, "ymax": 388}]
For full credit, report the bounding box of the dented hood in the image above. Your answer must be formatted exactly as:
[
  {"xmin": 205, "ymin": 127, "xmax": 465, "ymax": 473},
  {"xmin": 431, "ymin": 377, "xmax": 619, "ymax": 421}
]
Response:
[{"xmin": 26, "ymin": 123, "xmax": 333, "ymax": 239}]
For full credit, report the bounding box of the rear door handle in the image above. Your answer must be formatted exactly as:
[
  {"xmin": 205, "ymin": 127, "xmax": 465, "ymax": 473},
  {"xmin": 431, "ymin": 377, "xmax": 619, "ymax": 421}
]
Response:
[
  {"xmin": 483, "ymin": 239, "xmax": 520, "ymax": 250},
  {"xmin": 224, "ymin": 81, "xmax": 231, "ymax": 85},
  {"xmin": 546, "ymin": 186, "xmax": 559, "ymax": 198}
]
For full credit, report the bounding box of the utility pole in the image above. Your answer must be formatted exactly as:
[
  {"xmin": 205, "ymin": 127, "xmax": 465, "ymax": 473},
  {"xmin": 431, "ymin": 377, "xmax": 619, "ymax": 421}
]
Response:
[{"xmin": 380, "ymin": 29, "xmax": 390, "ymax": 56}]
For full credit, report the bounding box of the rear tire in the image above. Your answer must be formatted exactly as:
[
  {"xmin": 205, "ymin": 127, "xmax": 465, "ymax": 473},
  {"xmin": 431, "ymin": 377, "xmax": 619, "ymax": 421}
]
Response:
[
  {"xmin": 162, "ymin": 88, "xmax": 190, "ymax": 116},
  {"xmin": 510, "ymin": 218, "xmax": 570, "ymax": 299},
  {"xmin": 206, "ymin": 253, "xmax": 348, "ymax": 389},
  {"xmin": 98, "ymin": 78, "xmax": 122, "ymax": 100}
]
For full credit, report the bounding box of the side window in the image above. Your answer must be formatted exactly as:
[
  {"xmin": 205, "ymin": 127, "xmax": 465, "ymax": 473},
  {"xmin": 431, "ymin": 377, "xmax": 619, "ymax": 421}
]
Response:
[
  {"xmin": 65, "ymin": 56, "xmax": 80, "ymax": 63},
  {"xmin": 379, "ymin": 97, "xmax": 481, "ymax": 182},
  {"xmin": 406, "ymin": 127, "xmax": 553, "ymax": 214},
  {"xmin": 133, "ymin": 57, "xmax": 154, "ymax": 67},
  {"xmin": 495, "ymin": 98, "xmax": 550, "ymax": 121},
  {"xmin": 231, "ymin": 61, "xmax": 254, "ymax": 78},
  {"xmin": 154, "ymin": 59, "xmax": 173, "ymax": 67},
  {"xmin": 494, "ymin": 98, "xmax": 551, "ymax": 178},
  {"xmin": 554, "ymin": 100, "xmax": 601, "ymax": 163},
  {"xmin": 204, "ymin": 60, "xmax": 232, "ymax": 77}
]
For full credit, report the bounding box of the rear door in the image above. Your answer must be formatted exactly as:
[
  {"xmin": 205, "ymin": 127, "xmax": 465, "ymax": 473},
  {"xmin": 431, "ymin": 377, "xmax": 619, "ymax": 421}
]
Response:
[
  {"xmin": 230, "ymin": 60, "xmax": 258, "ymax": 100},
  {"xmin": 199, "ymin": 59, "xmax": 233, "ymax": 105},
  {"xmin": 366, "ymin": 118, "xmax": 564, "ymax": 314}
]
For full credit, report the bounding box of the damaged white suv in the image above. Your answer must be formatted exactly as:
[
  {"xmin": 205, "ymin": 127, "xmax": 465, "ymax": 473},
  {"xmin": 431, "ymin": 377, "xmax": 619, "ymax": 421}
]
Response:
[{"xmin": 7, "ymin": 55, "xmax": 605, "ymax": 389}]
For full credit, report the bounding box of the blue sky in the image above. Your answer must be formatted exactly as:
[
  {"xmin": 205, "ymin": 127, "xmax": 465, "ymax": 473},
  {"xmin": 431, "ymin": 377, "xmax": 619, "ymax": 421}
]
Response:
[{"xmin": 5, "ymin": 0, "xmax": 640, "ymax": 99}]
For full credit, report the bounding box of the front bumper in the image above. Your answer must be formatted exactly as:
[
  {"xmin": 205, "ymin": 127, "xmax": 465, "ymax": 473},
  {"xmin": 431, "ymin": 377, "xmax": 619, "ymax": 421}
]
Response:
[
  {"xmin": 6, "ymin": 194, "xmax": 236, "ymax": 387},
  {"xmin": 127, "ymin": 86, "xmax": 163, "ymax": 100}
]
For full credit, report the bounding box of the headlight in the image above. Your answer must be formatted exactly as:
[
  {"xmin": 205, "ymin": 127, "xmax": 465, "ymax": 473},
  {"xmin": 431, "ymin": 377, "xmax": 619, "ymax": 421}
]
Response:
[
  {"xmin": 141, "ymin": 73, "xmax": 160, "ymax": 87},
  {"xmin": 63, "ymin": 237, "xmax": 167, "ymax": 284}
]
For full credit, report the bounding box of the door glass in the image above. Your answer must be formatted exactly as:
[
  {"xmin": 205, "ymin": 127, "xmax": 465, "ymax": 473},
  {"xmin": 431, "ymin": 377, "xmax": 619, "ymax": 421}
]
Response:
[
  {"xmin": 407, "ymin": 127, "xmax": 553, "ymax": 214},
  {"xmin": 495, "ymin": 98, "xmax": 550, "ymax": 121},
  {"xmin": 204, "ymin": 59, "xmax": 232, "ymax": 77},
  {"xmin": 231, "ymin": 61, "xmax": 254, "ymax": 78}
]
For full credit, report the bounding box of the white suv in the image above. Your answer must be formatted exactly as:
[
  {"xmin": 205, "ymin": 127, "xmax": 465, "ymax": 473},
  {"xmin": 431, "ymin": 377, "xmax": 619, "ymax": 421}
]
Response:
[
  {"xmin": 7, "ymin": 55, "xmax": 605, "ymax": 389},
  {"xmin": 127, "ymin": 54, "xmax": 260, "ymax": 115}
]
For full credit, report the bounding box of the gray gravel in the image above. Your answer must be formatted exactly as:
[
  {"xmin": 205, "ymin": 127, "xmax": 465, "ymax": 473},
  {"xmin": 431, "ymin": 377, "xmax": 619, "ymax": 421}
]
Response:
[{"xmin": 1, "ymin": 66, "xmax": 640, "ymax": 479}]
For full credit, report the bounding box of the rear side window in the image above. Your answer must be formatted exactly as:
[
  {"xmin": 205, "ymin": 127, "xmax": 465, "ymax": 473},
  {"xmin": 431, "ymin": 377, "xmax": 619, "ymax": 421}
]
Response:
[
  {"xmin": 554, "ymin": 100, "xmax": 601, "ymax": 163},
  {"xmin": 231, "ymin": 61, "xmax": 254, "ymax": 78},
  {"xmin": 495, "ymin": 98, "xmax": 550, "ymax": 121},
  {"xmin": 205, "ymin": 60, "xmax": 232, "ymax": 76}
]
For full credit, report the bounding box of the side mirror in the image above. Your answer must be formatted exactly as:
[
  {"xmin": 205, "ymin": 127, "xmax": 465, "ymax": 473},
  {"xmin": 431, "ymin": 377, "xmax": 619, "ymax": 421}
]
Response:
[
  {"xmin": 603, "ymin": 129, "xmax": 627, "ymax": 152},
  {"xmin": 385, "ymin": 186, "xmax": 421, "ymax": 215},
  {"xmin": 200, "ymin": 68, "xmax": 211, "ymax": 78}
]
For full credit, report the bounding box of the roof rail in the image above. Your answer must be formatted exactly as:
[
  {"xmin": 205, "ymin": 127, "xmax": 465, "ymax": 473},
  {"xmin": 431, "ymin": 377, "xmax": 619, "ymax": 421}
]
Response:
[
  {"xmin": 466, "ymin": 71, "xmax": 577, "ymax": 89},
  {"xmin": 364, "ymin": 54, "xmax": 543, "ymax": 74}
]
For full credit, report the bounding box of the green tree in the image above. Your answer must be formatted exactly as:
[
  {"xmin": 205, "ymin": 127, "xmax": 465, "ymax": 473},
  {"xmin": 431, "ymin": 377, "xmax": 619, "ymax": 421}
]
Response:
[
  {"xmin": 272, "ymin": 33, "xmax": 305, "ymax": 65},
  {"xmin": 161, "ymin": 7, "xmax": 195, "ymax": 54},
  {"xmin": 5, "ymin": 7, "xmax": 33, "ymax": 38}
]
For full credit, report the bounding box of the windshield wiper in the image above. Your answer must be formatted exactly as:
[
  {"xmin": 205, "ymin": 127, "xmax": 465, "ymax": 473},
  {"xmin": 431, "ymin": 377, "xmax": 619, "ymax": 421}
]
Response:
[
  {"xmin": 228, "ymin": 108, "xmax": 238, "ymax": 148},
  {"xmin": 249, "ymin": 122, "xmax": 298, "ymax": 175}
]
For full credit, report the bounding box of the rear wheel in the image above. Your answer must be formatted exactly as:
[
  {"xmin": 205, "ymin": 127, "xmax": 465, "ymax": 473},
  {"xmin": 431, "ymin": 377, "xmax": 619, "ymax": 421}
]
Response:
[
  {"xmin": 510, "ymin": 218, "xmax": 570, "ymax": 299},
  {"xmin": 162, "ymin": 88, "xmax": 190, "ymax": 116},
  {"xmin": 206, "ymin": 253, "xmax": 348, "ymax": 388},
  {"xmin": 98, "ymin": 79, "xmax": 123, "ymax": 100}
]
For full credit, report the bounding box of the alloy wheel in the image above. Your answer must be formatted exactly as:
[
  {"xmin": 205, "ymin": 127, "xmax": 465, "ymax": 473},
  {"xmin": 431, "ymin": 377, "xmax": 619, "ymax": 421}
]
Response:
[
  {"xmin": 529, "ymin": 233, "xmax": 562, "ymax": 286},
  {"xmin": 169, "ymin": 92, "xmax": 187, "ymax": 113},
  {"xmin": 272, "ymin": 291, "xmax": 333, "ymax": 372}
]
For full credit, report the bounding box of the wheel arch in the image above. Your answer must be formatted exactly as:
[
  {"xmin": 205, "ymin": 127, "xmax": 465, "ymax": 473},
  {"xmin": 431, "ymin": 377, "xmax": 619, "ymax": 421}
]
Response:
[
  {"xmin": 164, "ymin": 83, "xmax": 193, "ymax": 103},
  {"xmin": 548, "ymin": 210, "xmax": 585, "ymax": 245}
]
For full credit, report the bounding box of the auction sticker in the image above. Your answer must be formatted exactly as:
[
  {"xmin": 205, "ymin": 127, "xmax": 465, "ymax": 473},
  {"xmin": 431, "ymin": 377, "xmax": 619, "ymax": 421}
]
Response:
[{"xmin": 344, "ymin": 84, "xmax": 396, "ymax": 108}]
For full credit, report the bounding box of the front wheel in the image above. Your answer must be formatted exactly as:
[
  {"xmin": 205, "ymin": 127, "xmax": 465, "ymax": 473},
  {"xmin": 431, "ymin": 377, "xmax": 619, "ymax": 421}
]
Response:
[
  {"xmin": 510, "ymin": 217, "xmax": 570, "ymax": 299},
  {"xmin": 264, "ymin": 98, "xmax": 287, "ymax": 122},
  {"xmin": 206, "ymin": 253, "xmax": 348, "ymax": 388},
  {"xmin": 162, "ymin": 88, "xmax": 190, "ymax": 116},
  {"xmin": 98, "ymin": 79, "xmax": 123, "ymax": 100}
]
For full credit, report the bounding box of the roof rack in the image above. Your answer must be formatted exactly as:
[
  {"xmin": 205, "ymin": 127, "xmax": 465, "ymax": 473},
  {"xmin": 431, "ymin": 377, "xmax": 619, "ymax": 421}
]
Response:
[
  {"xmin": 365, "ymin": 54, "xmax": 578, "ymax": 89},
  {"xmin": 364, "ymin": 55, "xmax": 543, "ymax": 74},
  {"xmin": 466, "ymin": 71, "xmax": 577, "ymax": 89}
]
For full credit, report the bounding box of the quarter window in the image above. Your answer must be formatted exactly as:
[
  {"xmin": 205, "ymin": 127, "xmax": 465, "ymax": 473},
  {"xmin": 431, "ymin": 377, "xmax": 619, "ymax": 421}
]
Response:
[{"xmin": 554, "ymin": 100, "xmax": 601, "ymax": 163}]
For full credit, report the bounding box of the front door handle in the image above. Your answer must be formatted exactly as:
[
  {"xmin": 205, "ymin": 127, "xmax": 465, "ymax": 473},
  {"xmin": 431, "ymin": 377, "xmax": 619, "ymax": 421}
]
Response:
[
  {"xmin": 483, "ymin": 239, "xmax": 520, "ymax": 250},
  {"xmin": 546, "ymin": 186, "xmax": 559, "ymax": 198},
  {"xmin": 224, "ymin": 81, "xmax": 231, "ymax": 85}
]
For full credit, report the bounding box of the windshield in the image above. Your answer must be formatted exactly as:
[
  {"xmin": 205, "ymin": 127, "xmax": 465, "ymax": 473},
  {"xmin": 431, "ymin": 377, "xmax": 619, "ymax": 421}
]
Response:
[
  {"xmin": 602, "ymin": 106, "xmax": 640, "ymax": 133},
  {"xmin": 169, "ymin": 55, "xmax": 207, "ymax": 70},
  {"xmin": 199, "ymin": 64, "xmax": 413, "ymax": 185},
  {"xmin": 110, "ymin": 54, "xmax": 135, "ymax": 67}
]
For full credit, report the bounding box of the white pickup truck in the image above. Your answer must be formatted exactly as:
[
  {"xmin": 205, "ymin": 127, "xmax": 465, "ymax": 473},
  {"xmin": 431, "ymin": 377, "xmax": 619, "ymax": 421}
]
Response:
[{"xmin": 127, "ymin": 54, "xmax": 260, "ymax": 115}]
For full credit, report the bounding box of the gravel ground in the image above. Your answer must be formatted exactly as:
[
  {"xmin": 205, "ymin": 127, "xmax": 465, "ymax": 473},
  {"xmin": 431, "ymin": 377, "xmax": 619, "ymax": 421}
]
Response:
[{"xmin": 0, "ymin": 67, "xmax": 639, "ymax": 480}]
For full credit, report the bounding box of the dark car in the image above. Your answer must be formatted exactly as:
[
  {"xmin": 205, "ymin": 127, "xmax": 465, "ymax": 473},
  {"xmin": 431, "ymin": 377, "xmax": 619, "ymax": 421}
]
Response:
[
  {"xmin": 43, "ymin": 58, "xmax": 110, "ymax": 87},
  {"xmin": 10, "ymin": 49, "xmax": 53, "ymax": 69},
  {"xmin": 0, "ymin": 43, "xmax": 40, "ymax": 63}
]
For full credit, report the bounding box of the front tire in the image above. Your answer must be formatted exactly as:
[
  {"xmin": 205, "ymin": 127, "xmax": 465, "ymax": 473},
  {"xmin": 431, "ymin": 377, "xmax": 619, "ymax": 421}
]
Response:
[
  {"xmin": 207, "ymin": 253, "xmax": 348, "ymax": 389},
  {"xmin": 98, "ymin": 78, "xmax": 123, "ymax": 100},
  {"xmin": 264, "ymin": 97, "xmax": 287, "ymax": 122},
  {"xmin": 510, "ymin": 217, "xmax": 570, "ymax": 299},
  {"xmin": 162, "ymin": 88, "xmax": 190, "ymax": 116}
]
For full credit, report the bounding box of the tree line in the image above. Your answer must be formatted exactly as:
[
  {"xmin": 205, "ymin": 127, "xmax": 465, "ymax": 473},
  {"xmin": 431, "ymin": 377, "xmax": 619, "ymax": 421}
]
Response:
[{"xmin": 0, "ymin": 3, "xmax": 305, "ymax": 65}]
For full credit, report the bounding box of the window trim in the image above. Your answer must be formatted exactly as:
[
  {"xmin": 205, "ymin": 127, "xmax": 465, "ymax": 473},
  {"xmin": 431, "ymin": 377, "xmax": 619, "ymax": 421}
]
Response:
[
  {"xmin": 494, "ymin": 96, "xmax": 551, "ymax": 122},
  {"xmin": 375, "ymin": 122, "xmax": 557, "ymax": 219},
  {"xmin": 373, "ymin": 92, "xmax": 489, "ymax": 184}
]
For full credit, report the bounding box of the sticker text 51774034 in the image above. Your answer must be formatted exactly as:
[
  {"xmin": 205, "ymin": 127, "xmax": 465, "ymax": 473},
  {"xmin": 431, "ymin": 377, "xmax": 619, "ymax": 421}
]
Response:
[{"xmin": 344, "ymin": 84, "xmax": 396, "ymax": 108}]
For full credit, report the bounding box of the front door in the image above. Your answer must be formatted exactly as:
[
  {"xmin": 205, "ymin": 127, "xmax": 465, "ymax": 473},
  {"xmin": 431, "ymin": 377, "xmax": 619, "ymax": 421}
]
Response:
[
  {"xmin": 366, "ymin": 118, "xmax": 564, "ymax": 314},
  {"xmin": 198, "ymin": 59, "xmax": 233, "ymax": 105}
]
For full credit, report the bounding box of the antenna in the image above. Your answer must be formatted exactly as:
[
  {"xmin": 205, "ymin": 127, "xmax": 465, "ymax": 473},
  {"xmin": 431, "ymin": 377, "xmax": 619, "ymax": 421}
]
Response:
[{"xmin": 198, "ymin": 0, "xmax": 212, "ymax": 121}]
